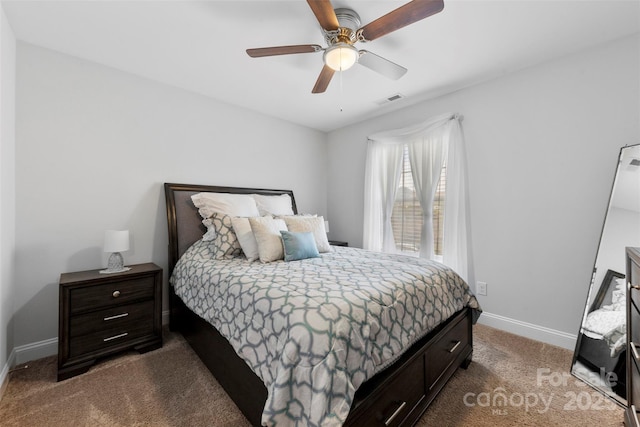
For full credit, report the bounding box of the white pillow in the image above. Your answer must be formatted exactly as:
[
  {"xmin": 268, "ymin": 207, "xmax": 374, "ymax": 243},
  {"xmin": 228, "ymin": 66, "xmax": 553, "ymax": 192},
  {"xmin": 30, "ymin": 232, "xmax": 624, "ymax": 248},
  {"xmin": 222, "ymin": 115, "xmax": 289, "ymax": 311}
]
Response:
[
  {"xmin": 282, "ymin": 216, "xmax": 331, "ymax": 253},
  {"xmin": 252, "ymin": 194, "xmax": 294, "ymax": 216},
  {"xmin": 191, "ymin": 192, "xmax": 260, "ymax": 219},
  {"xmin": 231, "ymin": 217, "xmax": 260, "ymax": 262},
  {"xmin": 249, "ymin": 216, "xmax": 288, "ymax": 263}
]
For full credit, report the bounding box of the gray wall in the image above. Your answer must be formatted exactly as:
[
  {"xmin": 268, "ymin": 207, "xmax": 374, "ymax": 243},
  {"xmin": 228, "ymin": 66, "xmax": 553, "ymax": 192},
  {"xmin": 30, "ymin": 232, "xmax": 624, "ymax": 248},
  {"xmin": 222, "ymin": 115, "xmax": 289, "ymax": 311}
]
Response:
[
  {"xmin": 0, "ymin": 5, "xmax": 16, "ymax": 378},
  {"xmin": 326, "ymin": 35, "xmax": 640, "ymax": 346},
  {"xmin": 13, "ymin": 43, "xmax": 328, "ymax": 348}
]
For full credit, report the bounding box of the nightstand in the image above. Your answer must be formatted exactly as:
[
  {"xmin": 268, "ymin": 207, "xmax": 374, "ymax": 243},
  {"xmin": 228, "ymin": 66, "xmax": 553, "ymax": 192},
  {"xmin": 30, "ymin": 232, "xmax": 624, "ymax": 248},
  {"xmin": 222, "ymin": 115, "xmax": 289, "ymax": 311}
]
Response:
[
  {"xmin": 329, "ymin": 240, "xmax": 349, "ymax": 247},
  {"xmin": 58, "ymin": 262, "xmax": 163, "ymax": 381}
]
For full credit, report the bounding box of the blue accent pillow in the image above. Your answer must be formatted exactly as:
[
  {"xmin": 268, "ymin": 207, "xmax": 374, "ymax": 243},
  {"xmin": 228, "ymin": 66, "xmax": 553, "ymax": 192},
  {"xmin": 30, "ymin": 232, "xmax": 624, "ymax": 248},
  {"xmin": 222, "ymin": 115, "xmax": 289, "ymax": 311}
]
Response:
[{"xmin": 280, "ymin": 230, "xmax": 320, "ymax": 262}]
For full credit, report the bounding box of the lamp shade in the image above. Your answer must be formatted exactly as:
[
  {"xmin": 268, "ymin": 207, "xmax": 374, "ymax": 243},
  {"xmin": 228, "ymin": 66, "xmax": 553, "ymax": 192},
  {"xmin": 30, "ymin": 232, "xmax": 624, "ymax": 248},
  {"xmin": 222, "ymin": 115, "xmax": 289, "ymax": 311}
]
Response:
[
  {"xmin": 104, "ymin": 230, "xmax": 130, "ymax": 253},
  {"xmin": 323, "ymin": 44, "xmax": 358, "ymax": 71}
]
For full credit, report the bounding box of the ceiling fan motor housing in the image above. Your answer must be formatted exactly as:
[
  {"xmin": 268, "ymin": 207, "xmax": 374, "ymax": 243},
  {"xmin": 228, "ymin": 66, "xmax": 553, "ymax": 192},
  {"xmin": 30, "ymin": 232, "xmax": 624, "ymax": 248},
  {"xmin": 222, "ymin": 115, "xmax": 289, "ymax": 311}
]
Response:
[{"xmin": 324, "ymin": 8, "xmax": 361, "ymax": 46}]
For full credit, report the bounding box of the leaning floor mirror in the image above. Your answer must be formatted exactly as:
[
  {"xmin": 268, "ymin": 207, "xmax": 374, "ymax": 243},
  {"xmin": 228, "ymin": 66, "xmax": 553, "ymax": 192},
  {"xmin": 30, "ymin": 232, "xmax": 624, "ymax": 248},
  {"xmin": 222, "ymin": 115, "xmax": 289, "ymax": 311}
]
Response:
[{"xmin": 571, "ymin": 143, "xmax": 640, "ymax": 405}]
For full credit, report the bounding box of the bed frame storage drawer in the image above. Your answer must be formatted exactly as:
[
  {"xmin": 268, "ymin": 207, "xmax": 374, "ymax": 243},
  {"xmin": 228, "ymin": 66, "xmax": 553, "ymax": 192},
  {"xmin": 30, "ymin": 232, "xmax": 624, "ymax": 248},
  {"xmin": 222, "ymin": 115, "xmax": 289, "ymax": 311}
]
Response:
[
  {"xmin": 425, "ymin": 311, "xmax": 470, "ymax": 390},
  {"xmin": 355, "ymin": 356, "xmax": 426, "ymax": 426},
  {"xmin": 344, "ymin": 308, "xmax": 473, "ymax": 427}
]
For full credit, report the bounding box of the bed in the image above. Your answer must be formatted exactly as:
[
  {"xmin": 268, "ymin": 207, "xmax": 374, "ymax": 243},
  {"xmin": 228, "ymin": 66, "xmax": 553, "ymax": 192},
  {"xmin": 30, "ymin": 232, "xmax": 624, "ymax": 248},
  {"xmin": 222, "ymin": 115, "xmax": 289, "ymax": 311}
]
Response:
[{"xmin": 164, "ymin": 183, "xmax": 481, "ymax": 426}]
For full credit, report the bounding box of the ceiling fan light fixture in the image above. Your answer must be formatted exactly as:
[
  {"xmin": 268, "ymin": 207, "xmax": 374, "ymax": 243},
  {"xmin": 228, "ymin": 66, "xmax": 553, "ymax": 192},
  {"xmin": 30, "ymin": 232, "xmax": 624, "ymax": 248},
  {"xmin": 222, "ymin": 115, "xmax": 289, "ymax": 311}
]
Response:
[{"xmin": 323, "ymin": 44, "xmax": 358, "ymax": 71}]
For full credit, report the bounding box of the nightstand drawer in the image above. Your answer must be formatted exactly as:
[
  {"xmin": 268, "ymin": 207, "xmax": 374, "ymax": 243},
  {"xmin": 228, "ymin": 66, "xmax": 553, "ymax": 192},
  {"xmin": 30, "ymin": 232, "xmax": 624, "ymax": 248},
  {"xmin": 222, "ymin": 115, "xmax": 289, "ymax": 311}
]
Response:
[
  {"xmin": 69, "ymin": 315, "xmax": 155, "ymax": 357},
  {"xmin": 632, "ymin": 343, "xmax": 640, "ymax": 406},
  {"xmin": 69, "ymin": 276, "xmax": 155, "ymax": 314},
  {"xmin": 632, "ymin": 301, "xmax": 640, "ymax": 345},
  {"xmin": 69, "ymin": 300, "xmax": 154, "ymax": 338}
]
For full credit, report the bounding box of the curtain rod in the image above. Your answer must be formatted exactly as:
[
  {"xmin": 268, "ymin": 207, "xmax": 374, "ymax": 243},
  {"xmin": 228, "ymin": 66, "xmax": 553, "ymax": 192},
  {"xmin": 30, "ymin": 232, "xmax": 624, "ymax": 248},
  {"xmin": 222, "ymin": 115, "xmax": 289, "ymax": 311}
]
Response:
[{"xmin": 367, "ymin": 113, "xmax": 464, "ymax": 142}]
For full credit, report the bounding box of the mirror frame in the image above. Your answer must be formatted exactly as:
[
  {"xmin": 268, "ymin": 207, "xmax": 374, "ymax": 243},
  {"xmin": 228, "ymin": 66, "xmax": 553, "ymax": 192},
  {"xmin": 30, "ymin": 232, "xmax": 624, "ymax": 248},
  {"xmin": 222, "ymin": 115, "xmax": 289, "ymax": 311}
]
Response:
[{"xmin": 571, "ymin": 143, "xmax": 640, "ymax": 406}]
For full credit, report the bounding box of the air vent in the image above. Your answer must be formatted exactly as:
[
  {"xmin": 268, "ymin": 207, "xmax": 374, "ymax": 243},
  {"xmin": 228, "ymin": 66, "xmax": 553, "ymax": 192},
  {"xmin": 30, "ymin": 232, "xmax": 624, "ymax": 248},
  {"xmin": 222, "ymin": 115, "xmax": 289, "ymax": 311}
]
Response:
[{"xmin": 375, "ymin": 93, "xmax": 405, "ymax": 106}]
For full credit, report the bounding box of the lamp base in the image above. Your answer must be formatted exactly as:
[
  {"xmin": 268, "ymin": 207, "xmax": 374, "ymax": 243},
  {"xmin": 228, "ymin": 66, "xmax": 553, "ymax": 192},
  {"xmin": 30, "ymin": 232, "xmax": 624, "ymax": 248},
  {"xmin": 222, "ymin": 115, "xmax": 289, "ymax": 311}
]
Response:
[
  {"xmin": 99, "ymin": 267, "xmax": 131, "ymax": 274},
  {"xmin": 99, "ymin": 252, "xmax": 131, "ymax": 274}
]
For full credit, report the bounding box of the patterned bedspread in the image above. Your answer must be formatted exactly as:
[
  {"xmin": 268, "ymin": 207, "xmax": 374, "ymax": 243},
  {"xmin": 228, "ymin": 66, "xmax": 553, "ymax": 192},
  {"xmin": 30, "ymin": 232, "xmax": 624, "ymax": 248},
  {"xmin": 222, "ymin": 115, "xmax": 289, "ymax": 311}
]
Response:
[{"xmin": 171, "ymin": 240, "xmax": 481, "ymax": 426}]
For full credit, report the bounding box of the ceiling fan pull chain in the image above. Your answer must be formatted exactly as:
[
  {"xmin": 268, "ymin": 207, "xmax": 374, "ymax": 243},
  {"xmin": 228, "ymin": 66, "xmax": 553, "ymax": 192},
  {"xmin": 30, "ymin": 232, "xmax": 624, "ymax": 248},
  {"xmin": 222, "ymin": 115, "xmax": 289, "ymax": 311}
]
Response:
[{"xmin": 339, "ymin": 70, "xmax": 344, "ymax": 112}]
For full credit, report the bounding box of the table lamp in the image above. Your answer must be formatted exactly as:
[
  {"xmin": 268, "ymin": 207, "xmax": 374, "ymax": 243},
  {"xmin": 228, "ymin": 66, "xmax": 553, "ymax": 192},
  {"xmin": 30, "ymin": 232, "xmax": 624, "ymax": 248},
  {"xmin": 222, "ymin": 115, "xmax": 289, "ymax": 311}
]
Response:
[{"xmin": 101, "ymin": 230, "xmax": 131, "ymax": 273}]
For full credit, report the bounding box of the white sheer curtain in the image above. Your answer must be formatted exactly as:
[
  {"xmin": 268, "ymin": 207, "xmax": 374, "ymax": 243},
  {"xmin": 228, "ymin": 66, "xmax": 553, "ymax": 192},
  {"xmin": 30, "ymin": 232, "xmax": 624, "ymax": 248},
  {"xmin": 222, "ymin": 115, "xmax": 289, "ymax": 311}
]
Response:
[
  {"xmin": 441, "ymin": 119, "xmax": 474, "ymax": 288},
  {"xmin": 363, "ymin": 141, "xmax": 404, "ymax": 252},
  {"xmin": 363, "ymin": 113, "xmax": 474, "ymax": 287},
  {"xmin": 408, "ymin": 132, "xmax": 447, "ymax": 259}
]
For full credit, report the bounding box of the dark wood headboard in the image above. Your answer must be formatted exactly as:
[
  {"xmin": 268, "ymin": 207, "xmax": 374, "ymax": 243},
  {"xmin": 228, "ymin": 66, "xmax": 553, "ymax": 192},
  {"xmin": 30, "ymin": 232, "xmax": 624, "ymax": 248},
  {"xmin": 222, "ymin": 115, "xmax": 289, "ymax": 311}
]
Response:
[{"xmin": 163, "ymin": 183, "xmax": 297, "ymax": 276}]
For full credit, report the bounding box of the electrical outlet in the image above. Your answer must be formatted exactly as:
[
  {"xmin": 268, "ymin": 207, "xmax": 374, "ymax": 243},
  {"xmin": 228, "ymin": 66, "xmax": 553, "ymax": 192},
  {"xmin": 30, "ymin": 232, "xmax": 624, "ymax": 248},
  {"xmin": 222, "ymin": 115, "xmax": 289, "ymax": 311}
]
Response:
[{"xmin": 477, "ymin": 281, "xmax": 487, "ymax": 296}]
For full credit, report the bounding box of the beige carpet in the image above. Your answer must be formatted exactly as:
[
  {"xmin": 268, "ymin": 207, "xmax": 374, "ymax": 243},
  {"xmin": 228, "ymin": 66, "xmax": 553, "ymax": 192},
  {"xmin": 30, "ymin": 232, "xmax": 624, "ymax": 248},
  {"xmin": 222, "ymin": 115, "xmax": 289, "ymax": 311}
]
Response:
[{"xmin": 0, "ymin": 324, "xmax": 625, "ymax": 426}]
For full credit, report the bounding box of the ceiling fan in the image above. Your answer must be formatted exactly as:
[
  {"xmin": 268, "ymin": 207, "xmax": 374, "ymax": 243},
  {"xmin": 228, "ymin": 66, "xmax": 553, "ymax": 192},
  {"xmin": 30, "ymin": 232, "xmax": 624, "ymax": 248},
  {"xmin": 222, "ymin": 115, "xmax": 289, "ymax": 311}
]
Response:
[{"xmin": 246, "ymin": 0, "xmax": 444, "ymax": 94}]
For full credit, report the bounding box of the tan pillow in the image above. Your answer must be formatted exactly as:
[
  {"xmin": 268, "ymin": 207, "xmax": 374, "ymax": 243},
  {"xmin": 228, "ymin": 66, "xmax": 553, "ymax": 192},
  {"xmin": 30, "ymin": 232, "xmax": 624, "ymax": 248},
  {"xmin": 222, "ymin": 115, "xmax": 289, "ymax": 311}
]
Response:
[
  {"xmin": 249, "ymin": 216, "xmax": 288, "ymax": 263},
  {"xmin": 282, "ymin": 216, "xmax": 330, "ymax": 253}
]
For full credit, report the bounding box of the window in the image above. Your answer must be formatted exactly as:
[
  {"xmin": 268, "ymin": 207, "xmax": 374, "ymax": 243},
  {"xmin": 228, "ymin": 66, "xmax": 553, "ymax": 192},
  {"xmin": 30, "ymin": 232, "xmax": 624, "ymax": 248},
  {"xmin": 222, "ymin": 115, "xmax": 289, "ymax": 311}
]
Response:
[
  {"xmin": 391, "ymin": 145, "xmax": 446, "ymax": 256},
  {"xmin": 363, "ymin": 113, "xmax": 470, "ymax": 284}
]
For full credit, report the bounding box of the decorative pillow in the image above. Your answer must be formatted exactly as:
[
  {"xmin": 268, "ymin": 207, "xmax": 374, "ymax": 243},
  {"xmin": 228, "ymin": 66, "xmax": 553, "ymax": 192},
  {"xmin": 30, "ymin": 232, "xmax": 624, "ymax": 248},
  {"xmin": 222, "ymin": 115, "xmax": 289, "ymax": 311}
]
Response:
[
  {"xmin": 252, "ymin": 194, "xmax": 294, "ymax": 216},
  {"xmin": 231, "ymin": 217, "xmax": 260, "ymax": 262},
  {"xmin": 191, "ymin": 192, "xmax": 260, "ymax": 219},
  {"xmin": 280, "ymin": 231, "xmax": 320, "ymax": 262},
  {"xmin": 201, "ymin": 217, "xmax": 217, "ymax": 241},
  {"xmin": 282, "ymin": 216, "xmax": 331, "ymax": 253},
  {"xmin": 249, "ymin": 216, "xmax": 288, "ymax": 263},
  {"xmin": 204, "ymin": 212, "xmax": 242, "ymax": 259}
]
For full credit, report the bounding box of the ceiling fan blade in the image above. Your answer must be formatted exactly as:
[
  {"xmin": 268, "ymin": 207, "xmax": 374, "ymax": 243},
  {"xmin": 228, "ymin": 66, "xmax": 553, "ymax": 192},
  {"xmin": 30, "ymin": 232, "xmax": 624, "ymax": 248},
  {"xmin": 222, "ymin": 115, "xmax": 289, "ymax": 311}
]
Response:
[
  {"xmin": 312, "ymin": 65, "xmax": 335, "ymax": 94},
  {"xmin": 246, "ymin": 44, "xmax": 323, "ymax": 58},
  {"xmin": 358, "ymin": 0, "xmax": 444, "ymax": 42},
  {"xmin": 307, "ymin": 0, "xmax": 339, "ymax": 31},
  {"xmin": 358, "ymin": 50, "xmax": 407, "ymax": 80}
]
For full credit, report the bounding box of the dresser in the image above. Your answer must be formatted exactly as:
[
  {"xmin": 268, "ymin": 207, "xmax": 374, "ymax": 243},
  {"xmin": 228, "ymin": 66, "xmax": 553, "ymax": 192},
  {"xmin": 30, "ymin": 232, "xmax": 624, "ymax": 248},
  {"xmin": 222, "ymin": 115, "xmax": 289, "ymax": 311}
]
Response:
[
  {"xmin": 626, "ymin": 247, "xmax": 640, "ymax": 426},
  {"xmin": 58, "ymin": 262, "xmax": 163, "ymax": 381}
]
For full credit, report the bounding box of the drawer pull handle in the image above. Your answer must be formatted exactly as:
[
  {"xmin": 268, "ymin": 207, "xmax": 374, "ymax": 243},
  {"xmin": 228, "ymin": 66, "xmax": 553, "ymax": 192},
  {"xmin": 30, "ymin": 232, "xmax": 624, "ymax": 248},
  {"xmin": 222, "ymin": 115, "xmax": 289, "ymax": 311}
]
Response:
[
  {"xmin": 103, "ymin": 313, "xmax": 129, "ymax": 321},
  {"xmin": 103, "ymin": 332, "xmax": 128, "ymax": 342},
  {"xmin": 384, "ymin": 401, "xmax": 407, "ymax": 426},
  {"xmin": 449, "ymin": 341, "xmax": 461, "ymax": 353},
  {"xmin": 112, "ymin": 290, "xmax": 121, "ymax": 298},
  {"xmin": 632, "ymin": 342, "xmax": 640, "ymax": 361}
]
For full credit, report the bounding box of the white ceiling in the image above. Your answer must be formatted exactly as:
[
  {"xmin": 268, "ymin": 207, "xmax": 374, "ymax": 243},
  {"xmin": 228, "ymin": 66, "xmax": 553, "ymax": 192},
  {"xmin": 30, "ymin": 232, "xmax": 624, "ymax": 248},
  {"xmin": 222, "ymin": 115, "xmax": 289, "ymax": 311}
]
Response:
[{"xmin": 3, "ymin": 0, "xmax": 639, "ymax": 132}]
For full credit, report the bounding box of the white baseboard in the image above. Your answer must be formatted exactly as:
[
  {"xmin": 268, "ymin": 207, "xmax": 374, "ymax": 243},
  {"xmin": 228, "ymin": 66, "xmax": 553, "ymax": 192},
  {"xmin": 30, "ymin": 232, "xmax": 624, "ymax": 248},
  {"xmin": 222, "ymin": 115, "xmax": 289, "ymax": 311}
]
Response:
[
  {"xmin": 0, "ymin": 348, "xmax": 15, "ymax": 401},
  {"xmin": 14, "ymin": 337, "xmax": 58, "ymax": 365},
  {"xmin": 477, "ymin": 311, "xmax": 577, "ymax": 350}
]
